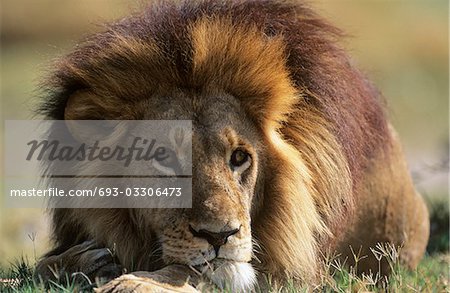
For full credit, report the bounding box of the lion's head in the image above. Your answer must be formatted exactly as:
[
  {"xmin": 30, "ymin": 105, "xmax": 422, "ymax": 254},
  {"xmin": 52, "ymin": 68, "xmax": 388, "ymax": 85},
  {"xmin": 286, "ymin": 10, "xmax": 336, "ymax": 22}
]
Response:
[{"xmin": 40, "ymin": 0, "xmax": 388, "ymax": 290}]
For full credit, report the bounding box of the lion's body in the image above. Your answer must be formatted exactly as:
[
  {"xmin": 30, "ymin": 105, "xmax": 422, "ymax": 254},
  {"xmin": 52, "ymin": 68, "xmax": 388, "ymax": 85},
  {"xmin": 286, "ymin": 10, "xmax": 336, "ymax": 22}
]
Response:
[
  {"xmin": 337, "ymin": 126, "xmax": 429, "ymax": 274},
  {"xmin": 36, "ymin": 0, "xmax": 429, "ymax": 290}
]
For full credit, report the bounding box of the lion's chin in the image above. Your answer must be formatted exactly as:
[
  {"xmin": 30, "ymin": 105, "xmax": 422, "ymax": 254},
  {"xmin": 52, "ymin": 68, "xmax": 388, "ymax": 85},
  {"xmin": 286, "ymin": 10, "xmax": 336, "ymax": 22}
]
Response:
[{"xmin": 197, "ymin": 259, "xmax": 256, "ymax": 292}]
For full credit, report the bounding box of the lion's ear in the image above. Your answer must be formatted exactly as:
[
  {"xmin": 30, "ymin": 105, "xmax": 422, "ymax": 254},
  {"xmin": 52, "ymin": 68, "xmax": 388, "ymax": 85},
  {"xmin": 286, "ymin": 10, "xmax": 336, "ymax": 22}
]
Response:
[
  {"xmin": 64, "ymin": 91, "xmax": 112, "ymax": 142},
  {"xmin": 64, "ymin": 90, "xmax": 102, "ymax": 120}
]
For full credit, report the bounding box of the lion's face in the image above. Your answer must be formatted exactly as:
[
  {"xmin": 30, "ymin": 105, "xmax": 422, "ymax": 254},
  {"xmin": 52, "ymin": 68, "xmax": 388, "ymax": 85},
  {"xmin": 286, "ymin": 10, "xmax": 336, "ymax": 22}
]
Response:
[
  {"xmin": 131, "ymin": 90, "xmax": 262, "ymax": 277},
  {"xmin": 63, "ymin": 80, "xmax": 262, "ymax": 290}
]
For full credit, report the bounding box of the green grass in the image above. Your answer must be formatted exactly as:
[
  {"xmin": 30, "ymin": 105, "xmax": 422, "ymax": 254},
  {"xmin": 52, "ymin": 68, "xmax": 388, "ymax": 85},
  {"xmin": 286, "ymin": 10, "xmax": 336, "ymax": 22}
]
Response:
[
  {"xmin": 1, "ymin": 251, "xmax": 448, "ymax": 292},
  {"xmin": 0, "ymin": 258, "xmax": 89, "ymax": 293}
]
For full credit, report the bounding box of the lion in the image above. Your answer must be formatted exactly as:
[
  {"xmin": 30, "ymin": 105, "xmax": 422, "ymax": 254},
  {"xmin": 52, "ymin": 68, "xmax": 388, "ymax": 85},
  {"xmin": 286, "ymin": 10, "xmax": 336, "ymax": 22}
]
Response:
[{"xmin": 34, "ymin": 0, "xmax": 429, "ymax": 291}]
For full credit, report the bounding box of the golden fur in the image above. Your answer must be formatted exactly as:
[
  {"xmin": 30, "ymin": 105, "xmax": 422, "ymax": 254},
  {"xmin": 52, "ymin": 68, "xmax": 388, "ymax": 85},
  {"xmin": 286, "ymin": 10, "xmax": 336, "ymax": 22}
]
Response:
[{"xmin": 36, "ymin": 0, "xmax": 429, "ymax": 290}]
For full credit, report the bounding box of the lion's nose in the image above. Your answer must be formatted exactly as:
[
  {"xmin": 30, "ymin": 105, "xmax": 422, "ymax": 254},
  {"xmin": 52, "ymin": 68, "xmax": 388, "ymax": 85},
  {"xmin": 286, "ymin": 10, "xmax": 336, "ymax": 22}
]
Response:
[{"xmin": 189, "ymin": 225, "xmax": 239, "ymax": 254}]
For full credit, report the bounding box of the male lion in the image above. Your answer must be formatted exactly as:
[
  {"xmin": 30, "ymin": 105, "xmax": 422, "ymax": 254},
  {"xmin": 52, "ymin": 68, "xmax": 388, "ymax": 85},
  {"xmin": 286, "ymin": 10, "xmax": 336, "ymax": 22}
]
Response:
[{"xmin": 35, "ymin": 0, "xmax": 429, "ymax": 291}]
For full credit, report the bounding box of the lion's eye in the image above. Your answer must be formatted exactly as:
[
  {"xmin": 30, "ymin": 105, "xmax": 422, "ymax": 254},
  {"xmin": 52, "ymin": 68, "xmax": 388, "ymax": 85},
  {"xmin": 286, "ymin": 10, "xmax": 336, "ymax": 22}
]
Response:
[
  {"xmin": 152, "ymin": 148, "xmax": 182, "ymax": 175},
  {"xmin": 230, "ymin": 149, "xmax": 250, "ymax": 168},
  {"xmin": 159, "ymin": 149, "xmax": 178, "ymax": 168}
]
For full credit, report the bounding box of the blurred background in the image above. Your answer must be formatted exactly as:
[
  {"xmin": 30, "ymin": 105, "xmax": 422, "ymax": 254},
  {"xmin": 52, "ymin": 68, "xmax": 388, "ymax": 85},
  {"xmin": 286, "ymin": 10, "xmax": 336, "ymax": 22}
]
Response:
[{"xmin": 1, "ymin": 0, "xmax": 448, "ymax": 266}]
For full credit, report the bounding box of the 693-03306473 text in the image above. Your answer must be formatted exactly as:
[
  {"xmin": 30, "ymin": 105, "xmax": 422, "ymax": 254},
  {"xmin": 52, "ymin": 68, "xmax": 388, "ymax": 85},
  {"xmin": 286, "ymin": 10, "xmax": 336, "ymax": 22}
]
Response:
[{"xmin": 9, "ymin": 187, "xmax": 184, "ymax": 197}]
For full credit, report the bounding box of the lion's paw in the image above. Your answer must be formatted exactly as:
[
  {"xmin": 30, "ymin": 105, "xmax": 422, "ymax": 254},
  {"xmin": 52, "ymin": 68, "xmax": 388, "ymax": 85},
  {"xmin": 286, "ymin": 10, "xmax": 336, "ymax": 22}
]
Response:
[
  {"xmin": 35, "ymin": 240, "xmax": 123, "ymax": 286},
  {"xmin": 95, "ymin": 273, "xmax": 199, "ymax": 293}
]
